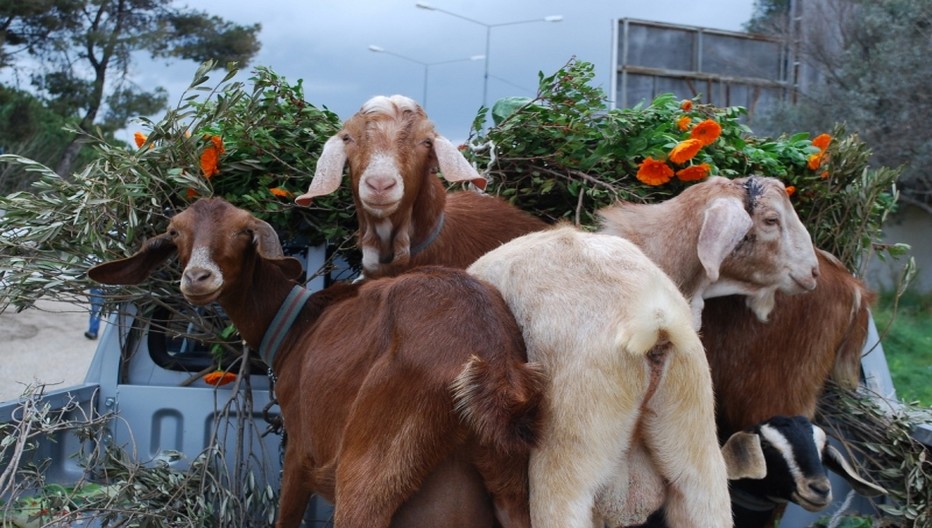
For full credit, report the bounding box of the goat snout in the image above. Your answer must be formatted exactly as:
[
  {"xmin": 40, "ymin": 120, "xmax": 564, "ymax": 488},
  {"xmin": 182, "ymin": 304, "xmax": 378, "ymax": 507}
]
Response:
[
  {"xmin": 792, "ymin": 270, "xmax": 819, "ymax": 292},
  {"xmin": 794, "ymin": 477, "xmax": 832, "ymax": 511},
  {"xmin": 365, "ymin": 175, "xmax": 398, "ymax": 194},
  {"xmin": 181, "ymin": 266, "xmax": 223, "ymax": 304}
]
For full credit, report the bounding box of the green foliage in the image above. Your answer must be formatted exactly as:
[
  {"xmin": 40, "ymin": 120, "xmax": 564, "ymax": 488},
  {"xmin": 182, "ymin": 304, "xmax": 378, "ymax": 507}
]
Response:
[
  {"xmin": 467, "ymin": 58, "xmax": 901, "ymax": 272},
  {"xmin": 818, "ymin": 382, "xmax": 932, "ymax": 528},
  {"xmin": 0, "ymin": 0, "xmax": 263, "ymax": 176},
  {"xmin": 0, "ymin": 383, "xmax": 277, "ymax": 526},
  {"xmin": 873, "ymin": 292, "xmax": 932, "ymax": 406},
  {"xmin": 751, "ymin": 0, "xmax": 932, "ymax": 207},
  {"xmin": 0, "ymin": 61, "xmax": 348, "ymax": 322}
]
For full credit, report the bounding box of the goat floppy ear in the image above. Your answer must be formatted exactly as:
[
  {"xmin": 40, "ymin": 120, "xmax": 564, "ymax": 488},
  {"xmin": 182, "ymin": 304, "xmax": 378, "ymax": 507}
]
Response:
[
  {"xmin": 721, "ymin": 431, "xmax": 768, "ymax": 480},
  {"xmin": 296, "ymin": 134, "xmax": 347, "ymax": 206},
  {"xmin": 249, "ymin": 217, "xmax": 304, "ymax": 281},
  {"xmin": 433, "ymin": 136, "xmax": 487, "ymax": 190},
  {"xmin": 697, "ymin": 197, "xmax": 753, "ymax": 282},
  {"xmin": 87, "ymin": 233, "xmax": 177, "ymax": 285},
  {"xmin": 823, "ymin": 444, "xmax": 888, "ymax": 497}
]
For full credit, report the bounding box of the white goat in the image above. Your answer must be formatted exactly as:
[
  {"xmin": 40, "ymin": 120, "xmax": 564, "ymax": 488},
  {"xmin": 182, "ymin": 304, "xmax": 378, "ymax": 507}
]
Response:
[
  {"xmin": 597, "ymin": 175, "xmax": 820, "ymax": 327},
  {"xmin": 467, "ymin": 225, "xmax": 733, "ymax": 528}
]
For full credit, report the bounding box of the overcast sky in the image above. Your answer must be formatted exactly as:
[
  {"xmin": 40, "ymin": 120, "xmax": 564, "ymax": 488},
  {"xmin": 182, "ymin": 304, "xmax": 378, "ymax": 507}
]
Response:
[{"xmin": 127, "ymin": 0, "xmax": 757, "ymax": 143}]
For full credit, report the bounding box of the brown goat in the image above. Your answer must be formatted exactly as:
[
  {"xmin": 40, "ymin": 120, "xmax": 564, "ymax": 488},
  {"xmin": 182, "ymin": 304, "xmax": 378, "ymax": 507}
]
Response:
[
  {"xmin": 295, "ymin": 94, "xmax": 547, "ymax": 278},
  {"xmin": 88, "ymin": 198, "xmax": 545, "ymax": 528},
  {"xmin": 598, "ymin": 175, "xmax": 820, "ymax": 327},
  {"xmin": 700, "ymin": 249, "xmax": 874, "ymax": 440}
]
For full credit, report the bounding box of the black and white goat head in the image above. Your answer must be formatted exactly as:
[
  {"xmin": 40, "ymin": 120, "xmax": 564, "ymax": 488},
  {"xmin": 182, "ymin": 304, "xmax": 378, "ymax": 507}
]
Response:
[
  {"xmin": 638, "ymin": 415, "xmax": 887, "ymax": 528},
  {"xmin": 721, "ymin": 415, "xmax": 887, "ymax": 527}
]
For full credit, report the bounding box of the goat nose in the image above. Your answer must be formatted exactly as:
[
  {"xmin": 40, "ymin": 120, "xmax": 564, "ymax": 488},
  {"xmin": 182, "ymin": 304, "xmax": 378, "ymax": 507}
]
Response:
[
  {"xmin": 365, "ymin": 176, "xmax": 397, "ymax": 193},
  {"xmin": 808, "ymin": 480, "xmax": 831, "ymax": 498},
  {"xmin": 811, "ymin": 265, "xmax": 820, "ymax": 279},
  {"xmin": 184, "ymin": 267, "xmax": 214, "ymax": 285}
]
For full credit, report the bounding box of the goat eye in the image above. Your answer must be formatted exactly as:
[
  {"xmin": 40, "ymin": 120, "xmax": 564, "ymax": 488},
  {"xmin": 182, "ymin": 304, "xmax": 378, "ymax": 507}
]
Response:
[
  {"xmin": 421, "ymin": 138, "xmax": 433, "ymax": 148},
  {"xmin": 341, "ymin": 133, "xmax": 352, "ymax": 143},
  {"xmin": 765, "ymin": 216, "xmax": 780, "ymax": 227},
  {"xmin": 168, "ymin": 229, "xmax": 179, "ymax": 238}
]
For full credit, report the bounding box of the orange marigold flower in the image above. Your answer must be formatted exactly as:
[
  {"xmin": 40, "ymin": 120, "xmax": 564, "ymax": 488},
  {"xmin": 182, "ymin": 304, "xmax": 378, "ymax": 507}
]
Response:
[
  {"xmin": 807, "ymin": 153, "xmax": 823, "ymax": 171},
  {"xmin": 269, "ymin": 187, "xmax": 292, "ymax": 198},
  {"xmin": 690, "ymin": 119, "xmax": 722, "ymax": 146},
  {"xmin": 812, "ymin": 133, "xmax": 831, "ymax": 151},
  {"xmin": 785, "ymin": 185, "xmax": 796, "ymax": 197},
  {"xmin": 676, "ymin": 163, "xmax": 710, "ymax": 182},
  {"xmin": 203, "ymin": 370, "xmax": 237, "ymax": 386},
  {"xmin": 669, "ymin": 139, "xmax": 703, "ymax": 164},
  {"xmin": 636, "ymin": 157, "xmax": 674, "ymax": 186},
  {"xmin": 680, "ymin": 100, "xmax": 693, "ymax": 112},
  {"xmin": 200, "ymin": 135, "xmax": 225, "ymax": 179},
  {"xmin": 820, "ymin": 171, "xmax": 830, "ymax": 180},
  {"xmin": 200, "ymin": 147, "xmax": 220, "ymax": 179},
  {"xmin": 133, "ymin": 132, "xmax": 147, "ymax": 148},
  {"xmin": 207, "ymin": 134, "xmax": 225, "ymax": 153},
  {"xmin": 676, "ymin": 116, "xmax": 691, "ymax": 131},
  {"xmin": 186, "ymin": 188, "xmax": 198, "ymax": 199}
]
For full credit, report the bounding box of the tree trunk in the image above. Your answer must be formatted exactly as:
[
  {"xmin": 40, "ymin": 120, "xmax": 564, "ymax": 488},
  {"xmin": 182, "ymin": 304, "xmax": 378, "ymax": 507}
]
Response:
[{"xmin": 55, "ymin": 136, "xmax": 85, "ymax": 177}]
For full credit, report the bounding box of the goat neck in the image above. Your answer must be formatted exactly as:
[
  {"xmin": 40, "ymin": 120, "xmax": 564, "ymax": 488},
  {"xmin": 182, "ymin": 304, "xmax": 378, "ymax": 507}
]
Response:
[{"xmin": 597, "ymin": 195, "xmax": 707, "ymax": 300}]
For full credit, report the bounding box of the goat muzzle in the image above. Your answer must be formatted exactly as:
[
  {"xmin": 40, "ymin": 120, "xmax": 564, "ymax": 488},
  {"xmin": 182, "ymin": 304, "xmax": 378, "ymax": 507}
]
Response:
[{"xmin": 180, "ymin": 267, "xmax": 222, "ymax": 304}]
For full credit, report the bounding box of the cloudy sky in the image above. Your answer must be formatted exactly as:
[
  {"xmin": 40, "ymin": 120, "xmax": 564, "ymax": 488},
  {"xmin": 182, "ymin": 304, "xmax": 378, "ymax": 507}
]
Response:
[{"xmin": 128, "ymin": 0, "xmax": 757, "ymax": 142}]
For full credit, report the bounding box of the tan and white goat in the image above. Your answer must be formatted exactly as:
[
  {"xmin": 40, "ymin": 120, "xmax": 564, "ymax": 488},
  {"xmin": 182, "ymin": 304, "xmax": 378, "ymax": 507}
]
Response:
[
  {"xmin": 598, "ymin": 175, "xmax": 820, "ymax": 327},
  {"xmin": 468, "ymin": 226, "xmax": 733, "ymax": 528}
]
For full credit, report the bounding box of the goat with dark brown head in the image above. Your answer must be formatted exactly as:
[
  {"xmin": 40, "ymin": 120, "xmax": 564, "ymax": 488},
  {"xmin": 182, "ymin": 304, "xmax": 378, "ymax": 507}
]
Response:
[
  {"xmin": 88, "ymin": 198, "xmax": 545, "ymax": 528},
  {"xmin": 295, "ymin": 94, "xmax": 547, "ymax": 278}
]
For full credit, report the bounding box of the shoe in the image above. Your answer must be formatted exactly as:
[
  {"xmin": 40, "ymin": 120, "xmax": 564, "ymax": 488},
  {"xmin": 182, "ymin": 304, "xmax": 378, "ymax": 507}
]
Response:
[{"xmin": 84, "ymin": 331, "xmax": 97, "ymax": 340}]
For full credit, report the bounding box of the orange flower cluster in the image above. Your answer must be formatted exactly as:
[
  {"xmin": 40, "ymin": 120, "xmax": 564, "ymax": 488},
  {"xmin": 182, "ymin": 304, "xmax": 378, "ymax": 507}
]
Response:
[
  {"xmin": 636, "ymin": 117, "xmax": 722, "ymax": 186},
  {"xmin": 203, "ymin": 370, "xmax": 237, "ymax": 386},
  {"xmin": 669, "ymin": 139, "xmax": 703, "ymax": 164},
  {"xmin": 807, "ymin": 133, "xmax": 831, "ymax": 173},
  {"xmin": 785, "ymin": 185, "xmax": 796, "ymax": 197},
  {"xmin": 636, "ymin": 157, "xmax": 674, "ymax": 186},
  {"xmin": 133, "ymin": 132, "xmax": 147, "ymax": 148},
  {"xmin": 200, "ymin": 135, "xmax": 225, "ymax": 179},
  {"xmin": 676, "ymin": 116, "xmax": 691, "ymax": 131},
  {"xmin": 690, "ymin": 120, "xmax": 722, "ymax": 147},
  {"xmin": 676, "ymin": 163, "xmax": 710, "ymax": 182},
  {"xmin": 269, "ymin": 187, "xmax": 292, "ymax": 198}
]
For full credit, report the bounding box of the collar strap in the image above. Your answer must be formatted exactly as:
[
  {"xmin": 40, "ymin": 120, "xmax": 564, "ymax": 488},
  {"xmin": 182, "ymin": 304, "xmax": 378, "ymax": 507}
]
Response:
[
  {"xmin": 730, "ymin": 486, "xmax": 782, "ymax": 512},
  {"xmin": 410, "ymin": 211, "xmax": 445, "ymax": 257},
  {"xmin": 258, "ymin": 285, "xmax": 313, "ymax": 367}
]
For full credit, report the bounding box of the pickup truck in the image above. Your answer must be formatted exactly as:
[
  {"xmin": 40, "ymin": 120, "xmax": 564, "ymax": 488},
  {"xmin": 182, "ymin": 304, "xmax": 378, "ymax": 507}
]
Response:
[{"xmin": 0, "ymin": 244, "xmax": 925, "ymax": 527}]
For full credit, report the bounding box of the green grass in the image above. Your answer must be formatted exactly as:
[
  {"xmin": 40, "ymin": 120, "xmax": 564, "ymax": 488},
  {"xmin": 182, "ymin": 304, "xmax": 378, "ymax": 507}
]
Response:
[{"xmin": 871, "ymin": 292, "xmax": 932, "ymax": 406}]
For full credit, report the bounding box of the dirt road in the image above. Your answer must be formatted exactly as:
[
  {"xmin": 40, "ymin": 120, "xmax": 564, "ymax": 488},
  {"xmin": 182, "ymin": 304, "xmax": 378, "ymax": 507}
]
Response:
[{"xmin": 0, "ymin": 300, "xmax": 98, "ymax": 402}]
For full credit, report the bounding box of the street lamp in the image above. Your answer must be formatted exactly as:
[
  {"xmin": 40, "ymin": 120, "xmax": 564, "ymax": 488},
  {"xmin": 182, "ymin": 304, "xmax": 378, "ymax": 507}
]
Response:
[
  {"xmin": 368, "ymin": 45, "xmax": 485, "ymax": 110},
  {"xmin": 415, "ymin": 2, "xmax": 563, "ymax": 108}
]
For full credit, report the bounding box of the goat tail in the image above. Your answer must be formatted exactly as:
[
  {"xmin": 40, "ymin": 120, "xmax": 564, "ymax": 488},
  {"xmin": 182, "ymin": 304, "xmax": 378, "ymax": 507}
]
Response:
[{"xmin": 450, "ymin": 355, "xmax": 546, "ymax": 455}]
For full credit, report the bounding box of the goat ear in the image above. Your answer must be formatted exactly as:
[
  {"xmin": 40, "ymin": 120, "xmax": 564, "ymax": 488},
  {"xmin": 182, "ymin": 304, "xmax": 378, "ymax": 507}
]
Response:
[
  {"xmin": 87, "ymin": 233, "xmax": 177, "ymax": 285},
  {"xmin": 250, "ymin": 218, "xmax": 284, "ymax": 258},
  {"xmin": 697, "ymin": 197, "xmax": 753, "ymax": 282},
  {"xmin": 823, "ymin": 444, "xmax": 888, "ymax": 497},
  {"xmin": 433, "ymin": 136, "xmax": 487, "ymax": 190},
  {"xmin": 249, "ymin": 218, "xmax": 304, "ymax": 280},
  {"xmin": 296, "ymin": 135, "xmax": 347, "ymax": 206},
  {"xmin": 721, "ymin": 431, "xmax": 768, "ymax": 480}
]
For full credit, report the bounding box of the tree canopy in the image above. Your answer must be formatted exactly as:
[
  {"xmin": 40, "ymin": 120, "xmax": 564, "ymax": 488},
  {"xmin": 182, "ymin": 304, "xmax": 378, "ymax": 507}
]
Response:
[
  {"xmin": 746, "ymin": 0, "xmax": 932, "ymax": 211},
  {"xmin": 0, "ymin": 0, "xmax": 261, "ymax": 176}
]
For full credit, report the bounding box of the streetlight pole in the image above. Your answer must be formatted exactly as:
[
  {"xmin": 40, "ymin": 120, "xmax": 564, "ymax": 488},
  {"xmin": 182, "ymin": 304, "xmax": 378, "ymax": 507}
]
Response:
[
  {"xmin": 415, "ymin": 2, "xmax": 562, "ymax": 109},
  {"xmin": 368, "ymin": 45, "xmax": 484, "ymax": 110}
]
